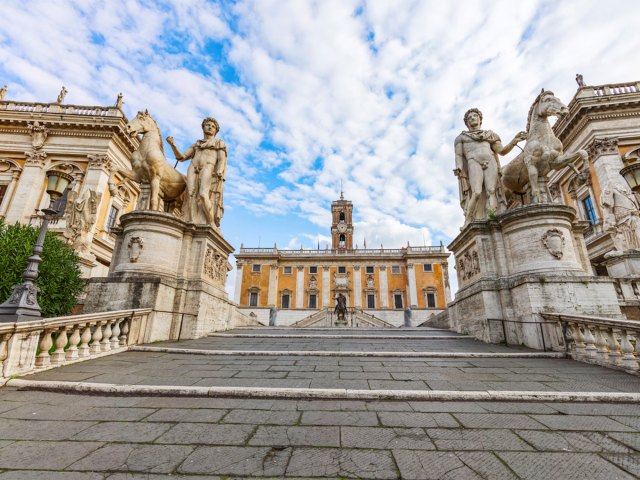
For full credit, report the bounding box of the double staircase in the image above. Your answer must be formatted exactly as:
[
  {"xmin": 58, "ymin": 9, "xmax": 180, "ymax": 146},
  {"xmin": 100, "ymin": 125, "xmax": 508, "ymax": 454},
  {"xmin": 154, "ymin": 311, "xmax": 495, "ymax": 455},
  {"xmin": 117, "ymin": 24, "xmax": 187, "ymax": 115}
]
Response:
[{"xmin": 291, "ymin": 307, "xmax": 395, "ymax": 328}]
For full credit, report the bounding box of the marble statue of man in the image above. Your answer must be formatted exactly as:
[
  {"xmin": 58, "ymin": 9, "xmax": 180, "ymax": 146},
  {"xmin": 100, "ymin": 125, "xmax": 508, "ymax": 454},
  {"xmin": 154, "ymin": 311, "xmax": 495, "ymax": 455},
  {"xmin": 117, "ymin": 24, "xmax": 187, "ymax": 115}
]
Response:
[
  {"xmin": 56, "ymin": 86, "xmax": 68, "ymax": 104},
  {"xmin": 167, "ymin": 117, "xmax": 227, "ymax": 226},
  {"xmin": 0, "ymin": 85, "xmax": 7, "ymax": 101},
  {"xmin": 601, "ymin": 182, "xmax": 640, "ymax": 255},
  {"xmin": 454, "ymin": 108, "xmax": 526, "ymax": 224}
]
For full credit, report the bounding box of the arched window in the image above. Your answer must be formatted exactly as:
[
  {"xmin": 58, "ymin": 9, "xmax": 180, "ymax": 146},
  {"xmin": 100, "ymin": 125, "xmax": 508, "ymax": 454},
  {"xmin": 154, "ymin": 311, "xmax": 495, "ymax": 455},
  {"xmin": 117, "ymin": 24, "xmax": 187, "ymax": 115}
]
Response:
[
  {"xmin": 339, "ymin": 234, "xmax": 346, "ymax": 248},
  {"xmin": 339, "ymin": 211, "xmax": 345, "ymax": 222}
]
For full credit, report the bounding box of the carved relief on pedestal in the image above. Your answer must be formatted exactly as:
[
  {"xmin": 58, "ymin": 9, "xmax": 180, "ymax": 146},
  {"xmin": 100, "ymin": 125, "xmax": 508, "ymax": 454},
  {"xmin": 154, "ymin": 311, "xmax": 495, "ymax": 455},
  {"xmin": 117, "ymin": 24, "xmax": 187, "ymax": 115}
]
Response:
[
  {"xmin": 64, "ymin": 189, "xmax": 102, "ymax": 254},
  {"xmin": 204, "ymin": 247, "xmax": 227, "ymax": 284},
  {"xmin": 542, "ymin": 229, "xmax": 565, "ymax": 259},
  {"xmin": 456, "ymin": 248, "xmax": 480, "ymax": 281},
  {"xmin": 127, "ymin": 236, "xmax": 143, "ymax": 262}
]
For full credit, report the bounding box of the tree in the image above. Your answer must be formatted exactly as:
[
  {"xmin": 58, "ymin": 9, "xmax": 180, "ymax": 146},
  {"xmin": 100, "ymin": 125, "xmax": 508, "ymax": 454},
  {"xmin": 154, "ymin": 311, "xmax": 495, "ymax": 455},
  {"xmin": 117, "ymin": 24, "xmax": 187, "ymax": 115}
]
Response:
[{"xmin": 0, "ymin": 220, "xmax": 85, "ymax": 317}]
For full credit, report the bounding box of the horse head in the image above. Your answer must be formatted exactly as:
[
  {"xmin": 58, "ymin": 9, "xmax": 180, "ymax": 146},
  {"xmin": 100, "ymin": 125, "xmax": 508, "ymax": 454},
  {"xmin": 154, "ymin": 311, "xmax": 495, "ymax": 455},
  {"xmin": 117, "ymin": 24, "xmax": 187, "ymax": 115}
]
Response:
[
  {"xmin": 126, "ymin": 109, "xmax": 154, "ymax": 136},
  {"xmin": 535, "ymin": 90, "xmax": 569, "ymax": 119}
]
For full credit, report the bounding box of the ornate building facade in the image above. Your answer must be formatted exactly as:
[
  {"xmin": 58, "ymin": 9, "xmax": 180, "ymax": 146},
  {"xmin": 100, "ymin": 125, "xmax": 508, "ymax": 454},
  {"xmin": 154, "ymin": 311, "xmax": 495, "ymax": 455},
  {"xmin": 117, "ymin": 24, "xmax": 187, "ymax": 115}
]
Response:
[
  {"xmin": 0, "ymin": 92, "xmax": 139, "ymax": 277},
  {"xmin": 548, "ymin": 79, "xmax": 640, "ymax": 317},
  {"xmin": 234, "ymin": 194, "xmax": 451, "ymax": 327}
]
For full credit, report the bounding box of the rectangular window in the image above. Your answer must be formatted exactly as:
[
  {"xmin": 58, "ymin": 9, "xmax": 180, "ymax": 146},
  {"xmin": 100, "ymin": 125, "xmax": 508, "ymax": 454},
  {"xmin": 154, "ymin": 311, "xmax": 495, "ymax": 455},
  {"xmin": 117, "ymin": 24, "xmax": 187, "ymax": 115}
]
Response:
[
  {"xmin": 252, "ymin": 264, "xmax": 261, "ymax": 273},
  {"xmin": 0, "ymin": 184, "xmax": 7, "ymax": 207},
  {"xmin": 394, "ymin": 294, "xmax": 403, "ymax": 309},
  {"xmin": 423, "ymin": 263, "xmax": 433, "ymax": 272},
  {"xmin": 367, "ymin": 294, "xmax": 375, "ymax": 309},
  {"xmin": 283, "ymin": 266, "xmax": 292, "ymax": 275},
  {"xmin": 308, "ymin": 294, "xmax": 317, "ymax": 309},
  {"xmin": 309, "ymin": 266, "xmax": 318, "ymax": 274},
  {"xmin": 249, "ymin": 292, "xmax": 258, "ymax": 307},
  {"xmin": 427, "ymin": 293, "xmax": 436, "ymax": 308},
  {"xmin": 365, "ymin": 265, "xmax": 374, "ymax": 274},
  {"xmin": 338, "ymin": 266, "xmax": 346, "ymax": 274},
  {"xmin": 391, "ymin": 265, "xmax": 401, "ymax": 275},
  {"xmin": 583, "ymin": 196, "xmax": 597, "ymax": 225},
  {"xmin": 281, "ymin": 294, "xmax": 290, "ymax": 309},
  {"xmin": 105, "ymin": 205, "xmax": 119, "ymax": 232}
]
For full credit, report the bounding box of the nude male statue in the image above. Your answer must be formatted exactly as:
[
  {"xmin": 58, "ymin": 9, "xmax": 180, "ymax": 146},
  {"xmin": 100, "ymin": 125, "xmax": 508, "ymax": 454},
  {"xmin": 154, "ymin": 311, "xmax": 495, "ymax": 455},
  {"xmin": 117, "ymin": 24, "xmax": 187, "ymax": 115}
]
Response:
[
  {"xmin": 167, "ymin": 117, "xmax": 227, "ymax": 226},
  {"xmin": 454, "ymin": 108, "xmax": 526, "ymax": 224}
]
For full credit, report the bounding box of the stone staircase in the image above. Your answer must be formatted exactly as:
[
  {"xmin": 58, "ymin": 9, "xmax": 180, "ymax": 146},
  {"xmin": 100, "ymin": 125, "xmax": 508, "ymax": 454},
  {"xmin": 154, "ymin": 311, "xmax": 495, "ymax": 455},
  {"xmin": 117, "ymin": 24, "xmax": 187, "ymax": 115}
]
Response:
[{"xmin": 291, "ymin": 307, "xmax": 395, "ymax": 328}]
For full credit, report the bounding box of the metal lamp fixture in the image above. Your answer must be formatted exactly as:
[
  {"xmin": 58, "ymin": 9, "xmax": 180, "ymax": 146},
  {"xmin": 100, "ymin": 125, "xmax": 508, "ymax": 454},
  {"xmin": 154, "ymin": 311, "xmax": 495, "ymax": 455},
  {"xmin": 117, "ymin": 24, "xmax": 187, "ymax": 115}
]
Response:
[
  {"xmin": 620, "ymin": 163, "xmax": 640, "ymax": 193},
  {"xmin": 0, "ymin": 169, "xmax": 73, "ymax": 322}
]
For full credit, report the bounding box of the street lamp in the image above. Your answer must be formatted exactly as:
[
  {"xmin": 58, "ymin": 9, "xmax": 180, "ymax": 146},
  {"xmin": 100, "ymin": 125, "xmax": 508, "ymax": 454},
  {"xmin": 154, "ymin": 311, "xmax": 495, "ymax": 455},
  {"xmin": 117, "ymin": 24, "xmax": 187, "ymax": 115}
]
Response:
[
  {"xmin": 0, "ymin": 170, "xmax": 73, "ymax": 322},
  {"xmin": 620, "ymin": 163, "xmax": 640, "ymax": 194}
]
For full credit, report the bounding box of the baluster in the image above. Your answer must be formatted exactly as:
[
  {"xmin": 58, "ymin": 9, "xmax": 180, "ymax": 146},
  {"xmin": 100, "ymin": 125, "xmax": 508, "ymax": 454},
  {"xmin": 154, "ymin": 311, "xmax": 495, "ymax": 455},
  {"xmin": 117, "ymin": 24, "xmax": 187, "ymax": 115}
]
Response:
[
  {"xmin": 78, "ymin": 323, "xmax": 92, "ymax": 357},
  {"xmin": 35, "ymin": 329, "xmax": 53, "ymax": 368},
  {"xmin": 119, "ymin": 319, "xmax": 129, "ymax": 347},
  {"xmin": 582, "ymin": 325, "xmax": 597, "ymax": 360},
  {"xmin": 606, "ymin": 328, "xmax": 623, "ymax": 367},
  {"xmin": 90, "ymin": 321, "xmax": 104, "ymax": 354},
  {"xmin": 100, "ymin": 320, "xmax": 113, "ymax": 352},
  {"xmin": 0, "ymin": 333, "xmax": 11, "ymax": 365},
  {"xmin": 571, "ymin": 322, "xmax": 586, "ymax": 360},
  {"xmin": 620, "ymin": 330, "xmax": 639, "ymax": 373},
  {"xmin": 50, "ymin": 326, "xmax": 68, "ymax": 365},
  {"xmin": 594, "ymin": 326, "xmax": 609, "ymax": 365},
  {"xmin": 66, "ymin": 324, "xmax": 81, "ymax": 360},
  {"xmin": 111, "ymin": 319, "xmax": 121, "ymax": 349}
]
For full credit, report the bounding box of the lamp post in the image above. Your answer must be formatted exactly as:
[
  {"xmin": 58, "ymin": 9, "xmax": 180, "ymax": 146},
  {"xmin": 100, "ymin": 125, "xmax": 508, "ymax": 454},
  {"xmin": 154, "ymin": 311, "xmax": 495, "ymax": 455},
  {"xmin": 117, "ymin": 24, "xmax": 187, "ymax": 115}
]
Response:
[
  {"xmin": 0, "ymin": 170, "xmax": 73, "ymax": 322},
  {"xmin": 620, "ymin": 163, "xmax": 640, "ymax": 196}
]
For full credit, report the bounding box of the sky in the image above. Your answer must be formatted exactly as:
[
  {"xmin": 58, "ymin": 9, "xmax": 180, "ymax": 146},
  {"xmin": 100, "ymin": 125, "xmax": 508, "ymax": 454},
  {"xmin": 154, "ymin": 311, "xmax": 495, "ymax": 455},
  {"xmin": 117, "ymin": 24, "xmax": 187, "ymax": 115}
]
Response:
[{"xmin": 1, "ymin": 0, "xmax": 639, "ymax": 297}]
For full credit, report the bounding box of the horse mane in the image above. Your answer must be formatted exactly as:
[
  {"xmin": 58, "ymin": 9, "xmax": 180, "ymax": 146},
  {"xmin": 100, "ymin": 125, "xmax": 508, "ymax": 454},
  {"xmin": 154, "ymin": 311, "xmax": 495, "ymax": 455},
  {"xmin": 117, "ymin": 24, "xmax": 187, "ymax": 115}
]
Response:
[
  {"xmin": 525, "ymin": 89, "xmax": 555, "ymax": 134},
  {"xmin": 137, "ymin": 111, "xmax": 165, "ymax": 155}
]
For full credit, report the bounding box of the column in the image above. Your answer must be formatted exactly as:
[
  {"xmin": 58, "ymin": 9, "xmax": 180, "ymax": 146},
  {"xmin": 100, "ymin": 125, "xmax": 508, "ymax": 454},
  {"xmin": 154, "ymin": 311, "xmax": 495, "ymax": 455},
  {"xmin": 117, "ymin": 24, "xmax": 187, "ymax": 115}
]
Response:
[
  {"xmin": 379, "ymin": 266, "xmax": 389, "ymax": 308},
  {"xmin": 234, "ymin": 262, "xmax": 244, "ymax": 303},
  {"xmin": 587, "ymin": 137, "xmax": 623, "ymax": 192},
  {"xmin": 4, "ymin": 151, "xmax": 47, "ymax": 223},
  {"xmin": 353, "ymin": 266, "xmax": 362, "ymax": 308},
  {"xmin": 407, "ymin": 264, "xmax": 418, "ymax": 307},
  {"xmin": 267, "ymin": 263, "xmax": 278, "ymax": 306},
  {"xmin": 442, "ymin": 262, "xmax": 452, "ymax": 304},
  {"xmin": 295, "ymin": 266, "xmax": 304, "ymax": 308},
  {"xmin": 322, "ymin": 266, "xmax": 330, "ymax": 307},
  {"xmin": 0, "ymin": 170, "xmax": 20, "ymax": 218}
]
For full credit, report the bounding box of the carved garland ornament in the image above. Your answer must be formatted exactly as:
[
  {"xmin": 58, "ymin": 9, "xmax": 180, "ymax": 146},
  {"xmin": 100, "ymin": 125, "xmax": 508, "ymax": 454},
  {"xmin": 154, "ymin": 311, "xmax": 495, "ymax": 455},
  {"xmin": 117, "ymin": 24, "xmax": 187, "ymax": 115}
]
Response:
[{"xmin": 542, "ymin": 229, "xmax": 565, "ymax": 259}]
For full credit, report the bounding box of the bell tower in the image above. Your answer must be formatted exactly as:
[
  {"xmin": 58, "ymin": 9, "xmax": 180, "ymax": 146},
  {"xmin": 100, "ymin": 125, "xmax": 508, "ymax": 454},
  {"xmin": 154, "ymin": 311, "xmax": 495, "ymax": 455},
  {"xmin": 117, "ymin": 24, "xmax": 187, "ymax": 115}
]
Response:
[{"xmin": 331, "ymin": 191, "xmax": 353, "ymax": 250}]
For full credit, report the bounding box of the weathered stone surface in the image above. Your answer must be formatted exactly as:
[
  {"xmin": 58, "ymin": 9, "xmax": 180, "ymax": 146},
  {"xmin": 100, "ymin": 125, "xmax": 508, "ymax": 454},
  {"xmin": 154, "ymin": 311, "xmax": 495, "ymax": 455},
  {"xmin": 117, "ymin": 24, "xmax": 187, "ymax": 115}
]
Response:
[
  {"xmin": 497, "ymin": 452, "xmax": 635, "ymax": 479},
  {"xmin": 286, "ymin": 448, "xmax": 398, "ymax": 479},
  {"xmin": 0, "ymin": 441, "xmax": 103, "ymax": 469},
  {"xmin": 69, "ymin": 443, "xmax": 193, "ymax": 473},
  {"xmin": 178, "ymin": 446, "xmax": 290, "ymax": 476}
]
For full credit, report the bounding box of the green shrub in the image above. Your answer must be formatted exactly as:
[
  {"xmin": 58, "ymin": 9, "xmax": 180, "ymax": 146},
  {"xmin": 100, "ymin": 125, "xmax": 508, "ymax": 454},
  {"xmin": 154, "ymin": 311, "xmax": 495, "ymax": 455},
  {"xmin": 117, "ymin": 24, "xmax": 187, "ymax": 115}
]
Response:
[{"xmin": 0, "ymin": 219, "xmax": 84, "ymax": 317}]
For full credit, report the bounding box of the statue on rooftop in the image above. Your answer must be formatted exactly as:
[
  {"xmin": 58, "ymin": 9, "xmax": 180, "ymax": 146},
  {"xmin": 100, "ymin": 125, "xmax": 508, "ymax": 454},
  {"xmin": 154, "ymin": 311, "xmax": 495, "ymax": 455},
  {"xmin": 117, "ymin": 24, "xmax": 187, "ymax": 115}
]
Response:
[
  {"xmin": 167, "ymin": 117, "xmax": 227, "ymax": 227},
  {"xmin": 576, "ymin": 74, "xmax": 586, "ymax": 87},
  {"xmin": 0, "ymin": 85, "xmax": 7, "ymax": 101},
  {"xmin": 454, "ymin": 108, "xmax": 526, "ymax": 224},
  {"xmin": 56, "ymin": 86, "xmax": 68, "ymax": 104},
  {"xmin": 115, "ymin": 92, "xmax": 123, "ymax": 109}
]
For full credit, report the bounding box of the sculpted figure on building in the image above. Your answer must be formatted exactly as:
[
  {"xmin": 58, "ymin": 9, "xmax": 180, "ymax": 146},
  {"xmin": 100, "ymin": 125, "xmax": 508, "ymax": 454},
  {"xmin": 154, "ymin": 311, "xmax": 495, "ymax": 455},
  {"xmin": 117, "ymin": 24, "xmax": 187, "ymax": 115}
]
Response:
[
  {"xmin": 601, "ymin": 182, "xmax": 640, "ymax": 255},
  {"xmin": 64, "ymin": 189, "xmax": 102, "ymax": 254},
  {"xmin": 167, "ymin": 117, "xmax": 227, "ymax": 227},
  {"xmin": 454, "ymin": 108, "xmax": 526, "ymax": 224}
]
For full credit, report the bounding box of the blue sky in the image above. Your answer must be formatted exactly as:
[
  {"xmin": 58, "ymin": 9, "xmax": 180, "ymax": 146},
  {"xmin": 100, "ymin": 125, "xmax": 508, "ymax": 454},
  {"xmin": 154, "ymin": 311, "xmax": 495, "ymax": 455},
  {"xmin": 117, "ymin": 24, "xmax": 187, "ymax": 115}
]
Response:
[{"xmin": 1, "ymin": 0, "xmax": 639, "ymax": 297}]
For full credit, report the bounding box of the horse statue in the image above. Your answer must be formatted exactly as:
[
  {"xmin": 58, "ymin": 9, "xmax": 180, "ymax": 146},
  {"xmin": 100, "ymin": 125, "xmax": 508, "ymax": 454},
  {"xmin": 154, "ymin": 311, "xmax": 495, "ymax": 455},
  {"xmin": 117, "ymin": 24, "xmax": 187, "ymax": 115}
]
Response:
[
  {"xmin": 501, "ymin": 90, "xmax": 589, "ymax": 205},
  {"xmin": 109, "ymin": 110, "xmax": 186, "ymax": 212}
]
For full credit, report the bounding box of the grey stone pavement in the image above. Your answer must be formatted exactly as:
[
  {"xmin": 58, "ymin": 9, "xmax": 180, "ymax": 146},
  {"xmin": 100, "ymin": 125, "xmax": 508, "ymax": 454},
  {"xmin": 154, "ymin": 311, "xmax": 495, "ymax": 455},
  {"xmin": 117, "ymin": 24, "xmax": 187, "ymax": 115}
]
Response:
[{"xmin": 0, "ymin": 327, "xmax": 638, "ymax": 478}]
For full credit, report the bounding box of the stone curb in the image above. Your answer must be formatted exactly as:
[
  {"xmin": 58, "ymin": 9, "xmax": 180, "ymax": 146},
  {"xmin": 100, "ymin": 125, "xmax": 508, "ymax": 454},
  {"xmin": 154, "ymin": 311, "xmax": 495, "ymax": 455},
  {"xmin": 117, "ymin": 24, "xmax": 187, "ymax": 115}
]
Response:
[
  {"xmin": 6, "ymin": 379, "xmax": 640, "ymax": 403},
  {"xmin": 234, "ymin": 327, "xmax": 440, "ymax": 331},
  {"xmin": 131, "ymin": 346, "xmax": 566, "ymax": 358},
  {"xmin": 209, "ymin": 333, "xmax": 471, "ymax": 340}
]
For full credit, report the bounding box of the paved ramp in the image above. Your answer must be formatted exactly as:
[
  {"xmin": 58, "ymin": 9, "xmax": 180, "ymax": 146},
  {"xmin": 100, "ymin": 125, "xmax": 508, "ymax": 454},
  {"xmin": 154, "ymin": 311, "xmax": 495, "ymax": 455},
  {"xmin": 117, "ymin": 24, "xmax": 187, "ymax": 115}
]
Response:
[{"xmin": 0, "ymin": 327, "xmax": 638, "ymax": 478}]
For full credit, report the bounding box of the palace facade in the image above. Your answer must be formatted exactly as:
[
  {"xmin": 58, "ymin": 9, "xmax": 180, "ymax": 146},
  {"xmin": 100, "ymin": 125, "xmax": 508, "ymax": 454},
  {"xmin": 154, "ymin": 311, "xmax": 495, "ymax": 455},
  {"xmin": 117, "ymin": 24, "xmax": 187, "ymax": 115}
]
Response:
[
  {"xmin": 0, "ymin": 93, "xmax": 139, "ymax": 277},
  {"xmin": 548, "ymin": 79, "xmax": 640, "ymax": 317},
  {"xmin": 234, "ymin": 194, "xmax": 451, "ymax": 327}
]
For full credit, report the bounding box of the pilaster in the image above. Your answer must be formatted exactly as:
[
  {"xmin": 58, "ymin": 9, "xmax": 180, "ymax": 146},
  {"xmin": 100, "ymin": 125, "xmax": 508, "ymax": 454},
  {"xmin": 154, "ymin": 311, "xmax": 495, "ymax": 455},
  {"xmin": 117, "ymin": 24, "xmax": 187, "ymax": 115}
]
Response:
[
  {"xmin": 295, "ymin": 266, "xmax": 304, "ymax": 308},
  {"xmin": 267, "ymin": 263, "xmax": 278, "ymax": 306},
  {"xmin": 587, "ymin": 137, "xmax": 624, "ymax": 192},
  {"xmin": 353, "ymin": 266, "xmax": 362, "ymax": 308},
  {"xmin": 379, "ymin": 266, "xmax": 389, "ymax": 308}
]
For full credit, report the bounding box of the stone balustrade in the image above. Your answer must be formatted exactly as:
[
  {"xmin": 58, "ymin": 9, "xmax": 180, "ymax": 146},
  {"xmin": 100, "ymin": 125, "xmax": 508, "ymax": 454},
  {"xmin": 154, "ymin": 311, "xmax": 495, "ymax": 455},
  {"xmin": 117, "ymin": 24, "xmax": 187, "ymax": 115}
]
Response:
[
  {"xmin": 541, "ymin": 312, "xmax": 639, "ymax": 374},
  {"xmin": 0, "ymin": 309, "xmax": 152, "ymax": 379},
  {"xmin": 0, "ymin": 100, "xmax": 122, "ymax": 117},
  {"xmin": 238, "ymin": 245, "xmax": 445, "ymax": 257}
]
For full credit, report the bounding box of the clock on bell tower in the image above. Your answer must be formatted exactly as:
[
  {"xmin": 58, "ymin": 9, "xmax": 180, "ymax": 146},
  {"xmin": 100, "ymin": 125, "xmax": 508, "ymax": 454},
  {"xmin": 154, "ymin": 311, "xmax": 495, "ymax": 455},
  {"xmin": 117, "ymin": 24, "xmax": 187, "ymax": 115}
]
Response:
[{"xmin": 331, "ymin": 191, "xmax": 353, "ymax": 250}]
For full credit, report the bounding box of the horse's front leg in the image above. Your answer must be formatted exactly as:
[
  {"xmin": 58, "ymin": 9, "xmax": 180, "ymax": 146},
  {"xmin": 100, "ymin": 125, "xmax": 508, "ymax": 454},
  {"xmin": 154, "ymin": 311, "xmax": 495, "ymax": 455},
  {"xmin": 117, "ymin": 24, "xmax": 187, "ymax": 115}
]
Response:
[
  {"xmin": 108, "ymin": 168, "xmax": 137, "ymax": 196},
  {"xmin": 150, "ymin": 176, "xmax": 161, "ymax": 211},
  {"xmin": 554, "ymin": 149, "xmax": 589, "ymax": 183},
  {"xmin": 525, "ymin": 150, "xmax": 542, "ymax": 204}
]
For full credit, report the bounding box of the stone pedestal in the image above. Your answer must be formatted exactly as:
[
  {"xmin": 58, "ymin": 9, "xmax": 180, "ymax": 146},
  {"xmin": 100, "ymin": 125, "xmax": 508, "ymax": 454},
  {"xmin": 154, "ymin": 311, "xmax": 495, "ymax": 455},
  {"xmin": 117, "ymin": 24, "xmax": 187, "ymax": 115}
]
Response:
[
  {"xmin": 448, "ymin": 204, "xmax": 623, "ymax": 350},
  {"xmin": 83, "ymin": 211, "xmax": 238, "ymax": 341}
]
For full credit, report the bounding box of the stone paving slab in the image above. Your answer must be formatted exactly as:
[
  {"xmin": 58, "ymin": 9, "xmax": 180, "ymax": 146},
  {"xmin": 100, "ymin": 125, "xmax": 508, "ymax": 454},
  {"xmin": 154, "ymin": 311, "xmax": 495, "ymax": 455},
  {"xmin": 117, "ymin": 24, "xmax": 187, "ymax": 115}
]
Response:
[
  {"xmin": 0, "ymin": 387, "xmax": 637, "ymax": 478},
  {"xmin": 23, "ymin": 349, "xmax": 640, "ymax": 394}
]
